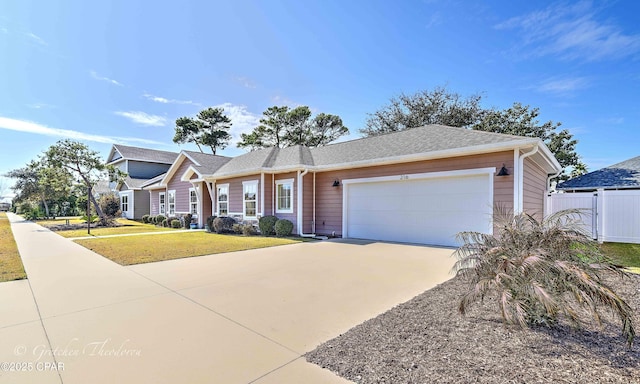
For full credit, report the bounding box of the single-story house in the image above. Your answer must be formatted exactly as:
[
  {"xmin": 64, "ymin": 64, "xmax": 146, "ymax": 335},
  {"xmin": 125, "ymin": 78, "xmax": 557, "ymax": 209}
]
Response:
[
  {"xmin": 106, "ymin": 144, "xmax": 179, "ymax": 219},
  {"xmin": 143, "ymin": 125, "xmax": 561, "ymax": 247},
  {"xmin": 557, "ymin": 155, "xmax": 640, "ymax": 191}
]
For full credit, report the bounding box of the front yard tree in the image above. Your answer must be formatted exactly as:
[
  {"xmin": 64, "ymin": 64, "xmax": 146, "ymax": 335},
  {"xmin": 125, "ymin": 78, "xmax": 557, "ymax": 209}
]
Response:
[
  {"xmin": 5, "ymin": 159, "xmax": 71, "ymax": 218},
  {"xmin": 237, "ymin": 105, "xmax": 349, "ymax": 150},
  {"xmin": 173, "ymin": 107, "xmax": 232, "ymax": 154},
  {"xmin": 45, "ymin": 140, "xmax": 125, "ymax": 223}
]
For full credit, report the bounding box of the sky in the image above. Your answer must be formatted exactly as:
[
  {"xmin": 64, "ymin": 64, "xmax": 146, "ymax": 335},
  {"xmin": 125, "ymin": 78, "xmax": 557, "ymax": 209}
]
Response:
[{"xmin": 1, "ymin": 0, "xmax": 639, "ymax": 202}]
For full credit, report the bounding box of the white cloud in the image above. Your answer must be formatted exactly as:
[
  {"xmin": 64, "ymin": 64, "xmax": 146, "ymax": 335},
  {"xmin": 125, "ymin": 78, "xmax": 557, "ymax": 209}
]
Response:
[
  {"xmin": 0, "ymin": 116, "xmax": 164, "ymax": 146},
  {"xmin": 142, "ymin": 93, "xmax": 200, "ymax": 106},
  {"xmin": 26, "ymin": 32, "xmax": 46, "ymax": 46},
  {"xmin": 533, "ymin": 76, "xmax": 590, "ymax": 95},
  {"xmin": 114, "ymin": 111, "xmax": 168, "ymax": 127},
  {"xmin": 496, "ymin": 1, "xmax": 640, "ymax": 61},
  {"xmin": 90, "ymin": 71, "xmax": 124, "ymax": 86},
  {"xmin": 270, "ymin": 95, "xmax": 302, "ymax": 107},
  {"xmin": 26, "ymin": 103, "xmax": 56, "ymax": 109},
  {"xmin": 213, "ymin": 103, "xmax": 261, "ymax": 144},
  {"xmin": 232, "ymin": 76, "xmax": 257, "ymax": 89}
]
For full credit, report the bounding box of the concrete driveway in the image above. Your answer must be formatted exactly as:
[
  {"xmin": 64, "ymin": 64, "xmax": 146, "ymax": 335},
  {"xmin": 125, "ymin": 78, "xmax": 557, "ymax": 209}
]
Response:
[{"xmin": 1, "ymin": 214, "xmax": 456, "ymax": 383}]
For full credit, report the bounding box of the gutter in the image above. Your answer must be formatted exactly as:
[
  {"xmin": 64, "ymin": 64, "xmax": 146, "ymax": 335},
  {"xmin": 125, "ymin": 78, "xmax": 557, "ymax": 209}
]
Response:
[
  {"xmin": 297, "ymin": 169, "xmax": 316, "ymax": 237},
  {"xmin": 515, "ymin": 145, "xmax": 539, "ymax": 214}
]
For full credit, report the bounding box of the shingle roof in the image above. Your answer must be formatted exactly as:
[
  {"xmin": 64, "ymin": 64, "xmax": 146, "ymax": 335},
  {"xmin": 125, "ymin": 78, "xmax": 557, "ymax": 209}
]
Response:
[
  {"xmin": 183, "ymin": 151, "xmax": 232, "ymax": 175},
  {"xmin": 558, "ymin": 155, "xmax": 640, "ymax": 190},
  {"xmin": 140, "ymin": 173, "xmax": 166, "ymax": 188},
  {"xmin": 123, "ymin": 177, "xmax": 149, "ymax": 190},
  {"xmin": 110, "ymin": 144, "xmax": 179, "ymax": 164},
  {"xmin": 309, "ymin": 125, "xmax": 531, "ymax": 166}
]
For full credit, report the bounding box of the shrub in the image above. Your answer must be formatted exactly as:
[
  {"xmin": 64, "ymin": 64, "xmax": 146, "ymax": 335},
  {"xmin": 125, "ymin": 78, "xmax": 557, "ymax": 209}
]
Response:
[
  {"xmin": 274, "ymin": 219, "xmax": 293, "ymax": 237},
  {"xmin": 162, "ymin": 218, "xmax": 169, "ymax": 227},
  {"xmin": 242, "ymin": 224, "xmax": 257, "ymax": 236},
  {"xmin": 232, "ymin": 223, "xmax": 244, "ymax": 234},
  {"xmin": 183, "ymin": 213, "xmax": 192, "ymax": 229},
  {"xmin": 259, "ymin": 215, "xmax": 278, "ymax": 236},
  {"xmin": 213, "ymin": 216, "xmax": 236, "ymax": 234},
  {"xmin": 453, "ymin": 209, "xmax": 636, "ymax": 346},
  {"xmin": 141, "ymin": 214, "xmax": 150, "ymax": 224},
  {"xmin": 170, "ymin": 219, "xmax": 181, "ymax": 228},
  {"xmin": 98, "ymin": 193, "xmax": 121, "ymax": 219},
  {"xmin": 206, "ymin": 216, "xmax": 217, "ymax": 232},
  {"xmin": 155, "ymin": 215, "xmax": 166, "ymax": 226}
]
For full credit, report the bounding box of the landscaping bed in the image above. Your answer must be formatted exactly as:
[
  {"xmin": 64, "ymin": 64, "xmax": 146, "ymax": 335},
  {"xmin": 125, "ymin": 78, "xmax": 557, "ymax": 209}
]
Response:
[{"xmin": 306, "ymin": 273, "xmax": 640, "ymax": 384}]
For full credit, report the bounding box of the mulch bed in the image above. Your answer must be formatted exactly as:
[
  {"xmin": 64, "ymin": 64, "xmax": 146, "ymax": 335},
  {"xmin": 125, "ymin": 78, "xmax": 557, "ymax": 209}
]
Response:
[{"xmin": 306, "ymin": 273, "xmax": 640, "ymax": 384}]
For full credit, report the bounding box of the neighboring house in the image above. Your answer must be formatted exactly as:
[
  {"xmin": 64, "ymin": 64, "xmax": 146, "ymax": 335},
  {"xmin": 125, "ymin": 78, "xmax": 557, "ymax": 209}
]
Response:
[
  {"xmin": 0, "ymin": 202, "xmax": 10, "ymax": 212},
  {"xmin": 145, "ymin": 125, "xmax": 561, "ymax": 247},
  {"xmin": 106, "ymin": 144, "xmax": 179, "ymax": 219},
  {"xmin": 557, "ymin": 155, "xmax": 640, "ymax": 191},
  {"xmin": 548, "ymin": 156, "xmax": 640, "ymax": 244}
]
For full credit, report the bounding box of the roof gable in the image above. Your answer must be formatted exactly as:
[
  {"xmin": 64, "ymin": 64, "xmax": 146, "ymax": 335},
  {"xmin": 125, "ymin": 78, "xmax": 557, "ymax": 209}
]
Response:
[
  {"xmin": 108, "ymin": 144, "xmax": 179, "ymax": 165},
  {"xmin": 558, "ymin": 155, "xmax": 640, "ymax": 190}
]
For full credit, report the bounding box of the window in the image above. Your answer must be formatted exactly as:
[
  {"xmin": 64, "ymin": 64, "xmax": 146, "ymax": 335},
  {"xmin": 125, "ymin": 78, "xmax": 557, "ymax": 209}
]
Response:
[
  {"xmin": 276, "ymin": 179, "xmax": 293, "ymax": 213},
  {"xmin": 243, "ymin": 180, "xmax": 258, "ymax": 219},
  {"xmin": 217, "ymin": 184, "xmax": 229, "ymax": 216},
  {"xmin": 159, "ymin": 192, "xmax": 166, "ymax": 215},
  {"xmin": 121, "ymin": 195, "xmax": 129, "ymax": 212},
  {"xmin": 168, "ymin": 190, "xmax": 175, "ymax": 216},
  {"xmin": 189, "ymin": 188, "xmax": 198, "ymax": 216}
]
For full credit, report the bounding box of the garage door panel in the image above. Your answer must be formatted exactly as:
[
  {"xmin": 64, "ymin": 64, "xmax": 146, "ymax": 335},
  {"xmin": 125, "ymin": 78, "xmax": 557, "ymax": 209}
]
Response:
[{"xmin": 345, "ymin": 174, "xmax": 492, "ymax": 246}]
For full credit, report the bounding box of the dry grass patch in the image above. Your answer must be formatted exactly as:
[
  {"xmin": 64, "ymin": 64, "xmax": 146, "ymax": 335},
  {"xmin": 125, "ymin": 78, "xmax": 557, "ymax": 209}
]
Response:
[
  {"xmin": 46, "ymin": 218, "xmax": 175, "ymax": 238},
  {"xmin": 75, "ymin": 232, "xmax": 302, "ymax": 265},
  {"xmin": 0, "ymin": 213, "xmax": 26, "ymax": 282}
]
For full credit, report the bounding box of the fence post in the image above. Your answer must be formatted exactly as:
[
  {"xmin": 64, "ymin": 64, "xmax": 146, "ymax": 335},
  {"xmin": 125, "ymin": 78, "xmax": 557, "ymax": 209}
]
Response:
[{"xmin": 596, "ymin": 189, "xmax": 605, "ymax": 243}]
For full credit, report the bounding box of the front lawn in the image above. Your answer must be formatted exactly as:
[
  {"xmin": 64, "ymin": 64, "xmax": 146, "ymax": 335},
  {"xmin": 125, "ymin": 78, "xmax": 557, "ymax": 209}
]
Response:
[
  {"xmin": 600, "ymin": 242, "xmax": 640, "ymax": 270},
  {"xmin": 41, "ymin": 217, "xmax": 175, "ymax": 238},
  {"xmin": 0, "ymin": 212, "xmax": 27, "ymax": 282},
  {"xmin": 74, "ymin": 232, "xmax": 303, "ymax": 265}
]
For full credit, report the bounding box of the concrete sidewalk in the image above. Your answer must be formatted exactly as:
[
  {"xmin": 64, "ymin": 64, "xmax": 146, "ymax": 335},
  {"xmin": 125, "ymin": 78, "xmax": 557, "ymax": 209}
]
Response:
[{"xmin": 0, "ymin": 213, "xmax": 456, "ymax": 383}]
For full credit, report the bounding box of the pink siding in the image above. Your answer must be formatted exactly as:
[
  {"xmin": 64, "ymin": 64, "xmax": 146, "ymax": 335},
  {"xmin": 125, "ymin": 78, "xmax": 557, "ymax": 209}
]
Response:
[
  {"xmin": 523, "ymin": 157, "xmax": 548, "ymax": 219},
  {"xmin": 200, "ymin": 181, "xmax": 212, "ymax": 220},
  {"xmin": 167, "ymin": 158, "xmax": 195, "ymax": 215},
  {"xmin": 263, "ymin": 175, "xmax": 273, "ymax": 216},
  {"xmin": 215, "ymin": 174, "xmax": 263, "ymax": 217},
  {"xmin": 272, "ymin": 172, "xmax": 298, "ymax": 233},
  {"xmin": 314, "ymin": 151, "xmax": 516, "ymax": 237},
  {"xmin": 302, "ymin": 172, "xmax": 313, "ymax": 233}
]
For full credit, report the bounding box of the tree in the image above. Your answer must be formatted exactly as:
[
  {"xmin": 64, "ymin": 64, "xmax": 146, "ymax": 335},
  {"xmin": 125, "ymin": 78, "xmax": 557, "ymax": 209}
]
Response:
[
  {"xmin": 361, "ymin": 86, "xmax": 483, "ymax": 136},
  {"xmin": 5, "ymin": 159, "xmax": 71, "ymax": 218},
  {"xmin": 237, "ymin": 105, "xmax": 348, "ymax": 150},
  {"xmin": 363, "ymin": 87, "xmax": 585, "ymax": 181},
  {"xmin": 173, "ymin": 107, "xmax": 232, "ymax": 154},
  {"xmin": 454, "ymin": 209, "xmax": 635, "ymax": 346},
  {"xmin": 473, "ymin": 103, "xmax": 585, "ymax": 181},
  {"xmin": 45, "ymin": 140, "xmax": 125, "ymax": 223},
  {"xmin": 570, "ymin": 162, "xmax": 588, "ymax": 179}
]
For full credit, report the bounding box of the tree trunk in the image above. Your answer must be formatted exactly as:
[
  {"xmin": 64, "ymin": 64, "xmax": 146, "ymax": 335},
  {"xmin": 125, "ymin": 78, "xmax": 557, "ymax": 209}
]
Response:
[
  {"xmin": 88, "ymin": 186, "xmax": 105, "ymax": 223},
  {"xmin": 40, "ymin": 194, "xmax": 50, "ymax": 218}
]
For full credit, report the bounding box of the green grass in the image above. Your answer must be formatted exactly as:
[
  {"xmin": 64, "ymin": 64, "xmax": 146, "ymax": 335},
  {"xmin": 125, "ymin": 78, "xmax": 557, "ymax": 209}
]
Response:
[
  {"xmin": 75, "ymin": 232, "xmax": 303, "ymax": 265},
  {"xmin": 40, "ymin": 217, "xmax": 175, "ymax": 238},
  {"xmin": 600, "ymin": 242, "xmax": 640, "ymax": 271},
  {"xmin": 0, "ymin": 212, "xmax": 27, "ymax": 282}
]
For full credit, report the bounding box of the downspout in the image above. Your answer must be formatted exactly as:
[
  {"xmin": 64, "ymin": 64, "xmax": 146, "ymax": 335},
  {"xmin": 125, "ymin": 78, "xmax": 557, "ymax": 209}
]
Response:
[
  {"xmin": 272, "ymin": 174, "xmax": 275, "ymax": 216},
  {"xmin": 297, "ymin": 169, "xmax": 315, "ymax": 237},
  {"xmin": 312, "ymin": 172, "xmax": 316, "ymax": 234},
  {"xmin": 516, "ymin": 145, "xmax": 539, "ymax": 214},
  {"xmin": 260, "ymin": 173, "xmax": 265, "ymax": 217}
]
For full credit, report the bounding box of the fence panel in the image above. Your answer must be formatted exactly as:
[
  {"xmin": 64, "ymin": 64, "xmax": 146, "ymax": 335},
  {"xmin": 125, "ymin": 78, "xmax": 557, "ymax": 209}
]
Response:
[
  {"xmin": 601, "ymin": 190, "xmax": 640, "ymax": 244},
  {"xmin": 546, "ymin": 192, "xmax": 596, "ymax": 239}
]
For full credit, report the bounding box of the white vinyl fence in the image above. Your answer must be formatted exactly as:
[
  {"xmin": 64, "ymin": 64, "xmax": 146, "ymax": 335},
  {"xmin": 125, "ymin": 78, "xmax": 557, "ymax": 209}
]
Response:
[{"xmin": 546, "ymin": 189, "xmax": 640, "ymax": 244}]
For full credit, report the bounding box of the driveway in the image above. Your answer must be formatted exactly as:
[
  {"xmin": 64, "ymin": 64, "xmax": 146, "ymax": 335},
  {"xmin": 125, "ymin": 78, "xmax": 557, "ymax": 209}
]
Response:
[{"xmin": 0, "ymin": 214, "xmax": 456, "ymax": 383}]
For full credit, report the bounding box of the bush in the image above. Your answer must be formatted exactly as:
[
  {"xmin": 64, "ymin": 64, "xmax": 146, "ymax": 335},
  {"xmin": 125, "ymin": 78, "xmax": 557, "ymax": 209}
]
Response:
[
  {"xmin": 242, "ymin": 224, "xmax": 257, "ymax": 236},
  {"xmin": 162, "ymin": 218, "xmax": 169, "ymax": 227},
  {"xmin": 213, "ymin": 216, "xmax": 236, "ymax": 234},
  {"xmin": 141, "ymin": 214, "xmax": 150, "ymax": 224},
  {"xmin": 155, "ymin": 214, "xmax": 166, "ymax": 226},
  {"xmin": 99, "ymin": 193, "xmax": 121, "ymax": 219},
  {"xmin": 170, "ymin": 219, "xmax": 181, "ymax": 228},
  {"xmin": 206, "ymin": 216, "xmax": 217, "ymax": 232},
  {"xmin": 453, "ymin": 209, "xmax": 636, "ymax": 346},
  {"xmin": 232, "ymin": 223, "xmax": 244, "ymax": 234},
  {"xmin": 183, "ymin": 213, "xmax": 192, "ymax": 229},
  {"xmin": 274, "ymin": 219, "xmax": 293, "ymax": 237},
  {"xmin": 259, "ymin": 215, "xmax": 278, "ymax": 236}
]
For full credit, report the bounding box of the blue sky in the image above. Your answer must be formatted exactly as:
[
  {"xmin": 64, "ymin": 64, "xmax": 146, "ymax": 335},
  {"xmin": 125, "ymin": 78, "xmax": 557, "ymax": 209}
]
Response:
[{"xmin": 1, "ymin": 0, "xmax": 639, "ymax": 201}]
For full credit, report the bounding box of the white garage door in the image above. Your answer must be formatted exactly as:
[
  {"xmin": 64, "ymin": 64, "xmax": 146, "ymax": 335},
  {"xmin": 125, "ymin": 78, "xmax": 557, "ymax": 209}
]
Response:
[{"xmin": 344, "ymin": 170, "xmax": 493, "ymax": 246}]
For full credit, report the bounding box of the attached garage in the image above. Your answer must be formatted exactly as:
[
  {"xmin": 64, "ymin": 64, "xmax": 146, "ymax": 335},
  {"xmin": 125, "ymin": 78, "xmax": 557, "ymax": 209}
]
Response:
[{"xmin": 342, "ymin": 168, "xmax": 495, "ymax": 246}]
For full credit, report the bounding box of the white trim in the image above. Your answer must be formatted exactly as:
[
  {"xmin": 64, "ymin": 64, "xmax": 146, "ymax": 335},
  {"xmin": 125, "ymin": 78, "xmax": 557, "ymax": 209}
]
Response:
[
  {"xmin": 275, "ymin": 178, "xmax": 294, "ymax": 214},
  {"xmin": 158, "ymin": 151, "xmax": 203, "ymax": 187},
  {"xmin": 242, "ymin": 180, "xmax": 259, "ymax": 220},
  {"xmin": 119, "ymin": 190, "xmax": 134, "ymax": 219},
  {"xmin": 181, "ymin": 165, "xmax": 203, "ymax": 182},
  {"xmin": 341, "ymin": 167, "xmax": 496, "ymax": 239},
  {"xmin": 298, "ymin": 169, "xmax": 310, "ymax": 235},
  {"xmin": 513, "ymin": 149, "xmax": 519, "ymax": 215},
  {"xmin": 516, "ymin": 146, "xmax": 538, "ymax": 214},
  {"xmin": 260, "ymin": 173, "xmax": 265, "ymax": 217},
  {"xmin": 188, "ymin": 187, "xmax": 199, "ymax": 218},
  {"xmin": 217, "ymin": 183, "xmax": 229, "ymax": 216}
]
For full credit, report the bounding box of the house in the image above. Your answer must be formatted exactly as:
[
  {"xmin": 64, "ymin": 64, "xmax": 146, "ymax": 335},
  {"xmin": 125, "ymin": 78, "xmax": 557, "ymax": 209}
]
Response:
[
  {"xmin": 145, "ymin": 125, "xmax": 561, "ymax": 247},
  {"xmin": 106, "ymin": 144, "xmax": 179, "ymax": 219},
  {"xmin": 0, "ymin": 202, "xmax": 10, "ymax": 212},
  {"xmin": 548, "ymin": 155, "xmax": 640, "ymax": 244},
  {"xmin": 557, "ymin": 155, "xmax": 640, "ymax": 191}
]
